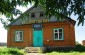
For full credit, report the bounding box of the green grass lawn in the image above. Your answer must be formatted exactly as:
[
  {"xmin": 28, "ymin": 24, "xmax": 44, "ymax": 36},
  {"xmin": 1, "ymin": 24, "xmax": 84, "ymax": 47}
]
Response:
[
  {"xmin": 46, "ymin": 52, "xmax": 85, "ymax": 55},
  {"xmin": 0, "ymin": 47, "xmax": 24, "ymax": 55},
  {"xmin": 0, "ymin": 44, "xmax": 85, "ymax": 55}
]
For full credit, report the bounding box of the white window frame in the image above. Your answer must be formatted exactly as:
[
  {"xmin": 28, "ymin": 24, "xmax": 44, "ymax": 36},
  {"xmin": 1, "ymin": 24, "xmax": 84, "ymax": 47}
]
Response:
[
  {"xmin": 15, "ymin": 31, "xmax": 23, "ymax": 42},
  {"xmin": 54, "ymin": 28, "xmax": 64, "ymax": 40}
]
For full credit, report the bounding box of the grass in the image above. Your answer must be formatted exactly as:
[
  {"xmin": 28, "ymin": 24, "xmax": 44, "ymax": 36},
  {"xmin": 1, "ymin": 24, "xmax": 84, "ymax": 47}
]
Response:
[
  {"xmin": 0, "ymin": 47, "xmax": 24, "ymax": 55},
  {"xmin": 0, "ymin": 44, "xmax": 85, "ymax": 55},
  {"xmin": 46, "ymin": 51, "xmax": 85, "ymax": 55}
]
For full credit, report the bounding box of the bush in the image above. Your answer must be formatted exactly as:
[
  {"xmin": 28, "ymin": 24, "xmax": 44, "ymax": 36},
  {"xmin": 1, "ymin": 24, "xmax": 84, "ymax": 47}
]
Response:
[
  {"xmin": 0, "ymin": 48, "xmax": 24, "ymax": 55},
  {"xmin": 44, "ymin": 44, "xmax": 85, "ymax": 52},
  {"xmin": 73, "ymin": 44, "xmax": 85, "ymax": 52}
]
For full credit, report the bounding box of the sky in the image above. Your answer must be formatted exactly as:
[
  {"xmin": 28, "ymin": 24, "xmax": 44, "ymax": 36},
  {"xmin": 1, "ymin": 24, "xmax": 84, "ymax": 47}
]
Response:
[
  {"xmin": 0, "ymin": 5, "xmax": 85, "ymax": 44},
  {"xmin": 70, "ymin": 14, "xmax": 85, "ymax": 44}
]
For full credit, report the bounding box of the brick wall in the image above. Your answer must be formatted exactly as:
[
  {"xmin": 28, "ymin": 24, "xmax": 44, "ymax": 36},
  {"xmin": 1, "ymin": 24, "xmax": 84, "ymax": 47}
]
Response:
[
  {"xmin": 7, "ymin": 21, "xmax": 75, "ymax": 47},
  {"xmin": 82, "ymin": 40, "xmax": 85, "ymax": 46}
]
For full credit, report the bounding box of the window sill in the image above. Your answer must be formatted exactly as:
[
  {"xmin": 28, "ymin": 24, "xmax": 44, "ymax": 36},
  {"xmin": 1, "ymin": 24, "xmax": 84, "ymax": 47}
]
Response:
[
  {"xmin": 54, "ymin": 39, "xmax": 64, "ymax": 41},
  {"xmin": 15, "ymin": 41, "xmax": 24, "ymax": 42}
]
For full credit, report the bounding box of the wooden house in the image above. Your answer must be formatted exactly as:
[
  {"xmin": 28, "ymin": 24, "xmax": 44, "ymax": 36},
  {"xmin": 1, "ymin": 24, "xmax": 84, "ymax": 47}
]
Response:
[{"xmin": 7, "ymin": 6, "xmax": 76, "ymax": 48}]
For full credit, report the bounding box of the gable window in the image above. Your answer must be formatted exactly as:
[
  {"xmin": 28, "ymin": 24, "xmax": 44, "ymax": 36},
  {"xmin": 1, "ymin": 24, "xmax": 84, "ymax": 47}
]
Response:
[
  {"xmin": 40, "ymin": 12, "xmax": 44, "ymax": 17},
  {"xmin": 31, "ymin": 13, "xmax": 35, "ymax": 18},
  {"xmin": 15, "ymin": 31, "xmax": 23, "ymax": 42},
  {"xmin": 53, "ymin": 28, "xmax": 64, "ymax": 40}
]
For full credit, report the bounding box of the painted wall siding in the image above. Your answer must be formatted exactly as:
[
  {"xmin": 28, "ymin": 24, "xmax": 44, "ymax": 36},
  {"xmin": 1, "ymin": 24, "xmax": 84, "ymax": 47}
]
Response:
[
  {"xmin": 28, "ymin": 6, "xmax": 46, "ymax": 19},
  {"xmin": 10, "ymin": 6, "xmax": 67, "ymax": 26},
  {"xmin": 7, "ymin": 22, "xmax": 75, "ymax": 47},
  {"xmin": 11, "ymin": 6, "xmax": 46, "ymax": 26}
]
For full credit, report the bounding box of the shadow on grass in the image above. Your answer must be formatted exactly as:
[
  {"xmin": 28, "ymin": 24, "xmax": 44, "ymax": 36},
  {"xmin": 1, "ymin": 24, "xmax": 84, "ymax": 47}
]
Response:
[{"xmin": 44, "ymin": 44, "xmax": 85, "ymax": 53}]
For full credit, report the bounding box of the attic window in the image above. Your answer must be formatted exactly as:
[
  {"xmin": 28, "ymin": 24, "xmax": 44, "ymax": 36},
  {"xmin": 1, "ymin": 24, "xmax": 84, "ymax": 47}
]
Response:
[
  {"xmin": 31, "ymin": 13, "xmax": 35, "ymax": 18},
  {"xmin": 40, "ymin": 12, "xmax": 44, "ymax": 17}
]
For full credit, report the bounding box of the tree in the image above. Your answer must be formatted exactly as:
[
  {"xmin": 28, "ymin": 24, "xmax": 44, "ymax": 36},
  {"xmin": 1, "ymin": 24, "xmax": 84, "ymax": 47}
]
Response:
[{"xmin": 0, "ymin": 0, "xmax": 85, "ymax": 29}]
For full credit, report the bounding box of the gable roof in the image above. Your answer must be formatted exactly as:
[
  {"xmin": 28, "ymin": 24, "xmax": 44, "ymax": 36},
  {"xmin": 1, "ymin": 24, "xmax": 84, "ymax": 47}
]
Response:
[
  {"xmin": 9, "ymin": 6, "xmax": 35, "ymax": 26},
  {"xmin": 9, "ymin": 6, "xmax": 76, "ymax": 26}
]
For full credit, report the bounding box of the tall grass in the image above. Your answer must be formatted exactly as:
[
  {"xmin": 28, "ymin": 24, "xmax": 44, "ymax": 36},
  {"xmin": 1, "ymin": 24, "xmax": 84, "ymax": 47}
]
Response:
[{"xmin": 0, "ymin": 47, "xmax": 24, "ymax": 55}]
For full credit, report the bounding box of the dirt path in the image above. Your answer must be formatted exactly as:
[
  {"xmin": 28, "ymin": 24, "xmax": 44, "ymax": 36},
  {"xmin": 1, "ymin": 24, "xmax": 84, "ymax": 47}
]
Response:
[{"xmin": 25, "ymin": 53, "xmax": 46, "ymax": 55}]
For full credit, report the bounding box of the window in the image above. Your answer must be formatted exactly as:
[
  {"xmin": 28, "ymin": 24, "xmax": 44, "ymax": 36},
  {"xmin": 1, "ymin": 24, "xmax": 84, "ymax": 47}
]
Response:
[
  {"xmin": 54, "ymin": 28, "xmax": 64, "ymax": 40},
  {"xmin": 15, "ymin": 31, "xmax": 23, "ymax": 42},
  {"xmin": 40, "ymin": 12, "xmax": 44, "ymax": 17},
  {"xmin": 31, "ymin": 13, "xmax": 35, "ymax": 18}
]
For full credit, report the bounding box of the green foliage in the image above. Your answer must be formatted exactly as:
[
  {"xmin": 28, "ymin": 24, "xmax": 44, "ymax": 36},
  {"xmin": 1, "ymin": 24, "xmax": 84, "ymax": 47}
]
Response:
[
  {"xmin": 44, "ymin": 45, "xmax": 85, "ymax": 53},
  {"xmin": 73, "ymin": 44, "xmax": 85, "ymax": 52},
  {"xmin": 0, "ymin": 48, "xmax": 24, "ymax": 55},
  {"xmin": 39, "ymin": 0, "xmax": 85, "ymax": 25},
  {"xmin": 0, "ymin": 0, "xmax": 85, "ymax": 29},
  {"xmin": 46, "ymin": 45, "xmax": 85, "ymax": 55},
  {"xmin": 75, "ymin": 41, "xmax": 80, "ymax": 45}
]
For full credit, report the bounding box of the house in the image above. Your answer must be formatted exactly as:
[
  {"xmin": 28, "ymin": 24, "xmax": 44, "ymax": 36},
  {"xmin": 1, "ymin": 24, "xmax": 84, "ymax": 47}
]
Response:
[
  {"xmin": 7, "ymin": 6, "xmax": 76, "ymax": 48},
  {"xmin": 0, "ymin": 42, "xmax": 7, "ymax": 46},
  {"xmin": 82, "ymin": 40, "xmax": 85, "ymax": 46}
]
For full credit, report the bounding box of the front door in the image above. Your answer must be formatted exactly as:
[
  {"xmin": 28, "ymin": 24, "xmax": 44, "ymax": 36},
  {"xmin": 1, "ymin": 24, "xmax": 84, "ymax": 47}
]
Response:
[{"xmin": 33, "ymin": 29, "xmax": 43, "ymax": 47}]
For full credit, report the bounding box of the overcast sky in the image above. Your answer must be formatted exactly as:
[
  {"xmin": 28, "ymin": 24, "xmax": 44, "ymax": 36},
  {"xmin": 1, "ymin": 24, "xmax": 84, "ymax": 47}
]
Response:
[{"xmin": 0, "ymin": 5, "xmax": 85, "ymax": 44}]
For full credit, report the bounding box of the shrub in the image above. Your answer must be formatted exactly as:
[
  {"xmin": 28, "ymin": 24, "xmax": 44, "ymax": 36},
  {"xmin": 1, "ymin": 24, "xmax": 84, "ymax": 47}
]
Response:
[
  {"xmin": 73, "ymin": 44, "xmax": 85, "ymax": 52},
  {"xmin": 0, "ymin": 48, "xmax": 24, "ymax": 55}
]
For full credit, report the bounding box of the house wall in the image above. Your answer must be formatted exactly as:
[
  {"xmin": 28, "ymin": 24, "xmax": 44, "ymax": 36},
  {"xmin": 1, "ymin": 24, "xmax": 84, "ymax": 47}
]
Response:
[
  {"xmin": 10, "ymin": 6, "xmax": 66, "ymax": 26},
  {"xmin": 7, "ymin": 25, "xmax": 32, "ymax": 48},
  {"xmin": 43, "ymin": 22, "xmax": 75, "ymax": 47},
  {"xmin": 28, "ymin": 6, "xmax": 46, "ymax": 20},
  {"xmin": 7, "ymin": 21, "xmax": 75, "ymax": 48},
  {"xmin": 82, "ymin": 40, "xmax": 85, "ymax": 46}
]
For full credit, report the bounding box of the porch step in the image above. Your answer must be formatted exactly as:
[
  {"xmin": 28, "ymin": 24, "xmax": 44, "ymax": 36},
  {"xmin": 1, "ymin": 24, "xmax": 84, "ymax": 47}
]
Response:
[{"xmin": 24, "ymin": 47, "xmax": 45, "ymax": 53}]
